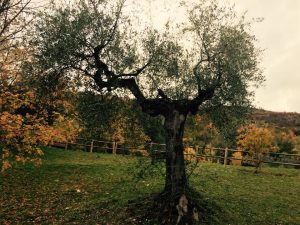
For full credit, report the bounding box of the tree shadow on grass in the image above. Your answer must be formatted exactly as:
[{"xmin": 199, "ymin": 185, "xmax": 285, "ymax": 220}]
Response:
[{"xmin": 126, "ymin": 189, "xmax": 232, "ymax": 225}]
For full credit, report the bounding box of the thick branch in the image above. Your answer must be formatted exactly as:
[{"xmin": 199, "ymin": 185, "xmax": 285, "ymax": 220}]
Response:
[
  {"xmin": 92, "ymin": 55, "xmax": 173, "ymax": 116},
  {"xmin": 116, "ymin": 60, "xmax": 151, "ymax": 78},
  {"xmin": 70, "ymin": 65, "xmax": 93, "ymax": 77},
  {"xmin": 93, "ymin": 45, "xmax": 146, "ymax": 101},
  {"xmin": 157, "ymin": 89, "xmax": 171, "ymax": 101},
  {"xmin": 186, "ymin": 87, "xmax": 215, "ymax": 115},
  {"xmin": 93, "ymin": 46, "xmax": 115, "ymax": 79},
  {"xmin": 190, "ymin": 48, "xmax": 223, "ymax": 114}
]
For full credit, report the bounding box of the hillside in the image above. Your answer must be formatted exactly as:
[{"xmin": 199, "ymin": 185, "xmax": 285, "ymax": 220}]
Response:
[{"xmin": 250, "ymin": 109, "xmax": 300, "ymax": 135}]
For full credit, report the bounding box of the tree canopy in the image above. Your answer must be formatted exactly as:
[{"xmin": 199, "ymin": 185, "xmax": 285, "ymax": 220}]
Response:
[
  {"xmin": 0, "ymin": 0, "xmax": 81, "ymax": 172},
  {"xmin": 32, "ymin": 0, "xmax": 263, "ymax": 122},
  {"xmin": 28, "ymin": 0, "xmax": 265, "ymax": 224}
]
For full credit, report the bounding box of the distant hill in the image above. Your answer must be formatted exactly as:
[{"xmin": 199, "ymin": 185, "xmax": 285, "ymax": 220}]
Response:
[{"xmin": 250, "ymin": 109, "xmax": 300, "ymax": 135}]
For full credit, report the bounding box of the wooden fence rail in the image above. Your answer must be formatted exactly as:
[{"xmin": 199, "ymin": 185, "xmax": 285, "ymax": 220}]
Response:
[{"xmin": 50, "ymin": 138, "xmax": 300, "ymax": 168}]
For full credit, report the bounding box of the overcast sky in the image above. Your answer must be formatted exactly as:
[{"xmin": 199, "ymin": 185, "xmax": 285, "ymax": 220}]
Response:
[
  {"xmin": 231, "ymin": 0, "xmax": 300, "ymax": 113},
  {"xmin": 126, "ymin": 0, "xmax": 300, "ymax": 113}
]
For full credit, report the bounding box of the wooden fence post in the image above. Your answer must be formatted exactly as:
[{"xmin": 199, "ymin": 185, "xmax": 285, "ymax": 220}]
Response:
[
  {"xmin": 195, "ymin": 145, "xmax": 199, "ymax": 155},
  {"xmin": 90, "ymin": 140, "xmax": 94, "ymax": 153},
  {"xmin": 112, "ymin": 141, "xmax": 117, "ymax": 154},
  {"xmin": 65, "ymin": 141, "xmax": 68, "ymax": 150},
  {"xmin": 224, "ymin": 148, "xmax": 228, "ymax": 166}
]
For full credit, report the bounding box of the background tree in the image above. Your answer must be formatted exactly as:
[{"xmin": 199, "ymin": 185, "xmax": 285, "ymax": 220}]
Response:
[
  {"xmin": 0, "ymin": 0, "xmax": 32, "ymax": 90},
  {"xmin": 0, "ymin": 0, "xmax": 80, "ymax": 171},
  {"xmin": 237, "ymin": 124, "xmax": 278, "ymax": 173},
  {"xmin": 0, "ymin": 0, "xmax": 37, "ymax": 171},
  {"xmin": 76, "ymin": 92, "xmax": 151, "ymax": 146},
  {"xmin": 275, "ymin": 130, "xmax": 296, "ymax": 154},
  {"xmin": 32, "ymin": 0, "xmax": 264, "ymax": 224},
  {"xmin": 184, "ymin": 114, "xmax": 225, "ymax": 149}
]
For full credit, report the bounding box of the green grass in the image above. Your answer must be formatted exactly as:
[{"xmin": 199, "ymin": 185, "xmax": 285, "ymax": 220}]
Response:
[{"xmin": 1, "ymin": 147, "xmax": 299, "ymax": 225}]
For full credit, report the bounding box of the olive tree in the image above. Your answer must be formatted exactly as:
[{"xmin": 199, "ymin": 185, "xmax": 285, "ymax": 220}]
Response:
[{"xmin": 32, "ymin": 0, "xmax": 263, "ymax": 223}]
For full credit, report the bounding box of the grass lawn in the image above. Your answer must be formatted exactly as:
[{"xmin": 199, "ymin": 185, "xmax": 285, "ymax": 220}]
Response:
[{"xmin": 0, "ymin": 147, "xmax": 299, "ymax": 225}]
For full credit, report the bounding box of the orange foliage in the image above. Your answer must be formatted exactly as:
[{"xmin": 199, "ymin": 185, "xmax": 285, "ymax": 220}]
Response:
[
  {"xmin": 184, "ymin": 147, "xmax": 197, "ymax": 161},
  {"xmin": 0, "ymin": 88, "xmax": 80, "ymax": 171},
  {"xmin": 0, "ymin": 2, "xmax": 80, "ymax": 171},
  {"xmin": 184, "ymin": 115, "xmax": 219, "ymax": 147},
  {"xmin": 0, "ymin": 91, "xmax": 44, "ymax": 171},
  {"xmin": 1, "ymin": 49, "xmax": 80, "ymax": 171},
  {"xmin": 231, "ymin": 150, "xmax": 243, "ymax": 166},
  {"xmin": 237, "ymin": 124, "xmax": 278, "ymax": 172},
  {"xmin": 237, "ymin": 124, "xmax": 278, "ymax": 154}
]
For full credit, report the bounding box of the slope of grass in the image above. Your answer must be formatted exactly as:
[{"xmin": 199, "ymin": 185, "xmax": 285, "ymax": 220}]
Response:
[{"xmin": 0, "ymin": 147, "xmax": 299, "ymax": 225}]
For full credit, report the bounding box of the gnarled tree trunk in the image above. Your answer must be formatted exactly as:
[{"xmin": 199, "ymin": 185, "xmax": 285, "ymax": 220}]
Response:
[
  {"xmin": 164, "ymin": 110, "xmax": 187, "ymax": 195},
  {"xmin": 159, "ymin": 110, "xmax": 199, "ymax": 225}
]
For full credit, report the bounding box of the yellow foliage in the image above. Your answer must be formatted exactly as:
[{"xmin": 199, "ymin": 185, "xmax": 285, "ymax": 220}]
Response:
[
  {"xmin": 0, "ymin": 88, "xmax": 80, "ymax": 171},
  {"xmin": 237, "ymin": 124, "xmax": 278, "ymax": 155},
  {"xmin": 231, "ymin": 151, "xmax": 243, "ymax": 166},
  {"xmin": 0, "ymin": 20, "xmax": 75, "ymax": 171},
  {"xmin": 237, "ymin": 124, "xmax": 278, "ymax": 172},
  {"xmin": 129, "ymin": 149, "xmax": 149, "ymax": 157},
  {"xmin": 184, "ymin": 147, "xmax": 197, "ymax": 161}
]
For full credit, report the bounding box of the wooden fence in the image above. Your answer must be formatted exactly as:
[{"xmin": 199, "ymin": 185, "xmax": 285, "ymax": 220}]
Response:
[
  {"xmin": 194, "ymin": 147, "xmax": 300, "ymax": 168},
  {"xmin": 51, "ymin": 138, "xmax": 300, "ymax": 168},
  {"xmin": 51, "ymin": 138, "xmax": 166, "ymax": 156}
]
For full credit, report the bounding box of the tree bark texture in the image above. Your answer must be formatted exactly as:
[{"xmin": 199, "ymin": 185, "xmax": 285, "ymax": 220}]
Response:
[
  {"xmin": 159, "ymin": 110, "xmax": 200, "ymax": 225},
  {"xmin": 164, "ymin": 110, "xmax": 188, "ymax": 195}
]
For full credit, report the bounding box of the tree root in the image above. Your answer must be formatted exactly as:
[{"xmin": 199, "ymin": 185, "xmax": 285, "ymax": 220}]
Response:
[{"xmin": 126, "ymin": 188, "xmax": 228, "ymax": 225}]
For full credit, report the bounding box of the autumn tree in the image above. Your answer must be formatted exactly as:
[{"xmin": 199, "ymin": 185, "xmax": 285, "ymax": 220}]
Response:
[
  {"xmin": 76, "ymin": 92, "xmax": 150, "ymax": 147},
  {"xmin": 0, "ymin": 0, "xmax": 80, "ymax": 171},
  {"xmin": 184, "ymin": 115, "xmax": 224, "ymax": 148},
  {"xmin": 237, "ymin": 124, "xmax": 278, "ymax": 173},
  {"xmin": 275, "ymin": 130, "xmax": 296, "ymax": 154},
  {"xmin": 32, "ymin": 0, "xmax": 264, "ymax": 223},
  {"xmin": 0, "ymin": 0, "xmax": 36, "ymax": 171},
  {"xmin": 0, "ymin": 0, "xmax": 32, "ymax": 89}
]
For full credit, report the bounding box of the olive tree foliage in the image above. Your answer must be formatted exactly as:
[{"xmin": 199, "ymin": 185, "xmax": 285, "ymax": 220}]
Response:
[
  {"xmin": 31, "ymin": 0, "xmax": 263, "ymax": 131},
  {"xmin": 184, "ymin": 2, "xmax": 264, "ymax": 136},
  {"xmin": 31, "ymin": 0, "xmax": 143, "ymax": 91},
  {"xmin": 31, "ymin": 0, "xmax": 264, "ymax": 223}
]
